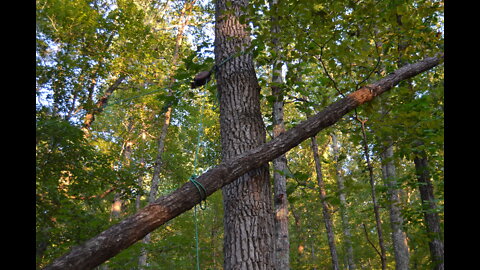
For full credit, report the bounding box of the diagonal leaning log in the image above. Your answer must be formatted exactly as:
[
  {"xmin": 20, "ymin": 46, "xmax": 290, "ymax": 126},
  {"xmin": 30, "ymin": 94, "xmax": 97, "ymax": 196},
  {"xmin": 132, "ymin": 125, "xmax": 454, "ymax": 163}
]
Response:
[{"xmin": 44, "ymin": 54, "xmax": 443, "ymax": 270}]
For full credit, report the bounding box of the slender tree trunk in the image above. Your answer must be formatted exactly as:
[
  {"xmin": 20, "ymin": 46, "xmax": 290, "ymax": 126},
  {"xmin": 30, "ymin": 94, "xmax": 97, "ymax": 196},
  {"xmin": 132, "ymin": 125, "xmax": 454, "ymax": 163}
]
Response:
[
  {"xmin": 43, "ymin": 55, "xmax": 442, "ymax": 270},
  {"xmin": 269, "ymin": 0, "xmax": 290, "ymax": 268},
  {"xmin": 413, "ymin": 145, "xmax": 444, "ymax": 270},
  {"xmin": 138, "ymin": 2, "xmax": 196, "ymax": 269},
  {"xmin": 380, "ymin": 143, "xmax": 410, "ymax": 270},
  {"xmin": 135, "ymin": 158, "xmax": 147, "ymax": 266},
  {"xmin": 147, "ymin": 107, "xmax": 172, "ymax": 203},
  {"xmin": 272, "ymin": 92, "xmax": 290, "ymax": 270},
  {"xmin": 358, "ymin": 119, "xmax": 387, "ymax": 270},
  {"xmin": 310, "ymin": 136, "xmax": 340, "ymax": 270},
  {"xmin": 137, "ymin": 106, "xmax": 172, "ymax": 268},
  {"xmin": 215, "ymin": 0, "xmax": 274, "ymax": 268},
  {"xmin": 210, "ymin": 206, "xmax": 222, "ymax": 269},
  {"xmin": 331, "ymin": 133, "xmax": 356, "ymax": 270},
  {"xmin": 146, "ymin": 0, "xmax": 193, "ymax": 205}
]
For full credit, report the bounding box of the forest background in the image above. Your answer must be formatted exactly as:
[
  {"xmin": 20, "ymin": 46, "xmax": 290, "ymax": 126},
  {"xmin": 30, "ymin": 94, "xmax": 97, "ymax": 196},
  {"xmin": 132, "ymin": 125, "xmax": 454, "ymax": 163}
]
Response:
[{"xmin": 35, "ymin": 0, "xmax": 445, "ymax": 269}]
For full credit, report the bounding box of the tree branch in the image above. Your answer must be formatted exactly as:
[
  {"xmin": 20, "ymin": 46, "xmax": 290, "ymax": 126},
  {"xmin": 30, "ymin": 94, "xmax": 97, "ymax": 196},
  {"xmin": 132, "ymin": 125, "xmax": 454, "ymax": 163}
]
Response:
[
  {"xmin": 362, "ymin": 223, "xmax": 382, "ymax": 258},
  {"xmin": 82, "ymin": 74, "xmax": 127, "ymax": 131}
]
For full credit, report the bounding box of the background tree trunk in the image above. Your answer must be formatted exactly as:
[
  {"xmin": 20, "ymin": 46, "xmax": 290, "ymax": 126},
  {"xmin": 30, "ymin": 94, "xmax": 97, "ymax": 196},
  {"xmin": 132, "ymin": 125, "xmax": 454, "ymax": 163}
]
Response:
[
  {"xmin": 311, "ymin": 136, "xmax": 340, "ymax": 270},
  {"xmin": 138, "ymin": 1, "xmax": 195, "ymax": 267},
  {"xmin": 110, "ymin": 120, "xmax": 135, "ymax": 222},
  {"xmin": 215, "ymin": 0, "xmax": 275, "ymax": 268},
  {"xmin": 331, "ymin": 133, "xmax": 356, "ymax": 270},
  {"xmin": 380, "ymin": 143, "xmax": 410, "ymax": 270},
  {"xmin": 413, "ymin": 145, "xmax": 444, "ymax": 270},
  {"xmin": 358, "ymin": 119, "xmax": 387, "ymax": 269},
  {"xmin": 269, "ymin": 0, "xmax": 290, "ymax": 268}
]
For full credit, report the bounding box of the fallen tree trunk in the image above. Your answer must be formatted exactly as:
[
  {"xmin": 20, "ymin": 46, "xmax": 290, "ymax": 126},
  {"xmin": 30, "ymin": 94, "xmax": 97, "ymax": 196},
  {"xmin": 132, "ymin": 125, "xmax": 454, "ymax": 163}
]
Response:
[{"xmin": 43, "ymin": 54, "xmax": 443, "ymax": 270}]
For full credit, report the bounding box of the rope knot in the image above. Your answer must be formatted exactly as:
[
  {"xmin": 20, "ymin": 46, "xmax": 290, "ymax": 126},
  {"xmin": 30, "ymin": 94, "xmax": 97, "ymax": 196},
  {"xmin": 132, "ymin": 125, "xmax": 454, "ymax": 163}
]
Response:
[{"xmin": 189, "ymin": 175, "xmax": 207, "ymax": 210}]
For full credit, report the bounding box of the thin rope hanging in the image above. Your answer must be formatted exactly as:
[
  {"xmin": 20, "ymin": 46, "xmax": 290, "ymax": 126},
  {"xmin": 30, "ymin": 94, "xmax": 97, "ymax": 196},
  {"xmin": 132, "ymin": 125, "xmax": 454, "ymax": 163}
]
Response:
[{"xmin": 189, "ymin": 90, "xmax": 208, "ymax": 270}]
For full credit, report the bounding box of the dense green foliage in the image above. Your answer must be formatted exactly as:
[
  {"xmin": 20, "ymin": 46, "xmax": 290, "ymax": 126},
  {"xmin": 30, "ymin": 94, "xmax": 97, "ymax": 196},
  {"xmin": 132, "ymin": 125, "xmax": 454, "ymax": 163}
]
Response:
[{"xmin": 36, "ymin": 0, "xmax": 443, "ymax": 269}]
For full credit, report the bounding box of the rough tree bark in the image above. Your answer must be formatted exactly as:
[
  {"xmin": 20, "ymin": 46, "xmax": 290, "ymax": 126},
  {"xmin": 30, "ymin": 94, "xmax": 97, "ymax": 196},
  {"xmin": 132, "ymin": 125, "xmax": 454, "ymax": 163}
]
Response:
[
  {"xmin": 269, "ymin": 0, "xmax": 290, "ymax": 268},
  {"xmin": 310, "ymin": 136, "xmax": 340, "ymax": 270},
  {"xmin": 214, "ymin": 0, "xmax": 274, "ymax": 268},
  {"xmin": 413, "ymin": 144, "xmax": 444, "ymax": 270},
  {"xmin": 42, "ymin": 54, "xmax": 442, "ymax": 270}
]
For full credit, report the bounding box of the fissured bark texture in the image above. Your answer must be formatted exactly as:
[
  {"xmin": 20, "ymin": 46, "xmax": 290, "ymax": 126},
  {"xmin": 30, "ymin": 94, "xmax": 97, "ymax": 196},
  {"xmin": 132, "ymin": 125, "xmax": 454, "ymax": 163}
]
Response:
[{"xmin": 214, "ymin": 0, "xmax": 274, "ymax": 269}]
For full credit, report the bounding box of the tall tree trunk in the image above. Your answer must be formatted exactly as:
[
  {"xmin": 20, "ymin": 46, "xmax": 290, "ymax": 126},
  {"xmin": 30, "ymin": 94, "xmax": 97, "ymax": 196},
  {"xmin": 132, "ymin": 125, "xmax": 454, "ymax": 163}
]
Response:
[
  {"xmin": 215, "ymin": 0, "xmax": 274, "ymax": 268},
  {"xmin": 310, "ymin": 136, "xmax": 340, "ymax": 270},
  {"xmin": 43, "ymin": 55, "xmax": 442, "ymax": 270},
  {"xmin": 413, "ymin": 144, "xmax": 444, "ymax": 270},
  {"xmin": 146, "ymin": 107, "xmax": 172, "ymax": 204},
  {"xmin": 331, "ymin": 133, "xmax": 356, "ymax": 270},
  {"xmin": 269, "ymin": 0, "xmax": 290, "ymax": 268},
  {"xmin": 377, "ymin": 13, "xmax": 411, "ymax": 270},
  {"xmin": 135, "ymin": 158, "xmax": 147, "ymax": 266},
  {"xmin": 380, "ymin": 143, "xmax": 410, "ymax": 270}
]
